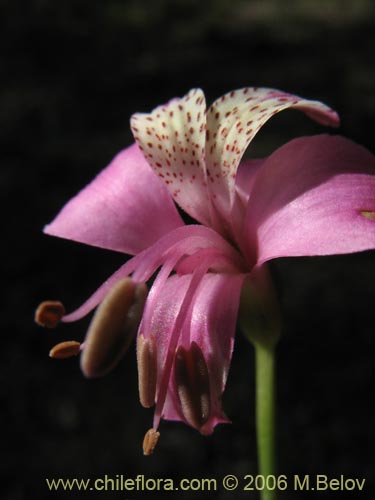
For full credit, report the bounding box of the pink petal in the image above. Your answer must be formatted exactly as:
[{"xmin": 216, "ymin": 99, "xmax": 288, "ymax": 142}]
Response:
[
  {"xmin": 206, "ymin": 87, "xmax": 340, "ymax": 216},
  {"xmin": 150, "ymin": 272, "xmax": 246, "ymax": 434},
  {"xmin": 130, "ymin": 89, "xmax": 212, "ymax": 226},
  {"xmin": 244, "ymin": 135, "xmax": 375, "ymax": 264},
  {"xmin": 44, "ymin": 144, "xmax": 183, "ymax": 255},
  {"xmin": 235, "ymin": 158, "xmax": 265, "ymax": 206}
]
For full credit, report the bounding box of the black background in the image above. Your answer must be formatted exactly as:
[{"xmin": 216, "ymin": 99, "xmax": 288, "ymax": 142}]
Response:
[{"xmin": 2, "ymin": 1, "xmax": 375, "ymax": 499}]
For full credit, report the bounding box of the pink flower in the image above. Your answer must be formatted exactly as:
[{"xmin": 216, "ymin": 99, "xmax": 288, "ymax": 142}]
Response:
[{"xmin": 37, "ymin": 87, "xmax": 375, "ymax": 453}]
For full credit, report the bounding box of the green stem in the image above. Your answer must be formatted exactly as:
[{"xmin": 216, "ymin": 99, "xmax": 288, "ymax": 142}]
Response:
[
  {"xmin": 238, "ymin": 266, "xmax": 280, "ymax": 500},
  {"xmin": 254, "ymin": 341, "xmax": 276, "ymax": 500}
]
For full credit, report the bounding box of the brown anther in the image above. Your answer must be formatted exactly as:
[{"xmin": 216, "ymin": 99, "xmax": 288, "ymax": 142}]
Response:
[
  {"xmin": 136, "ymin": 334, "xmax": 157, "ymax": 408},
  {"xmin": 361, "ymin": 210, "xmax": 375, "ymax": 220},
  {"xmin": 142, "ymin": 428, "xmax": 160, "ymax": 456},
  {"xmin": 49, "ymin": 341, "xmax": 81, "ymax": 359},
  {"xmin": 81, "ymin": 278, "xmax": 148, "ymax": 378},
  {"xmin": 174, "ymin": 342, "xmax": 211, "ymax": 430},
  {"xmin": 35, "ymin": 301, "xmax": 65, "ymax": 328}
]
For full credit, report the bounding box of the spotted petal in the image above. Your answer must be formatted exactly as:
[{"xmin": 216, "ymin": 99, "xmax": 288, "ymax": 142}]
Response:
[
  {"xmin": 130, "ymin": 89, "xmax": 212, "ymax": 225},
  {"xmin": 206, "ymin": 87, "xmax": 340, "ymax": 216},
  {"xmin": 44, "ymin": 144, "xmax": 183, "ymax": 255},
  {"xmin": 244, "ymin": 135, "xmax": 375, "ymax": 264}
]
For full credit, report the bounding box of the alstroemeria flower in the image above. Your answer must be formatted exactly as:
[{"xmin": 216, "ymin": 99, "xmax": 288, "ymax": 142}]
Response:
[{"xmin": 37, "ymin": 87, "xmax": 375, "ymax": 453}]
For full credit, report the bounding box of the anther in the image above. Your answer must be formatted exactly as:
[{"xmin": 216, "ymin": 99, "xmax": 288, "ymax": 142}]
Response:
[
  {"xmin": 136, "ymin": 334, "xmax": 157, "ymax": 408},
  {"xmin": 174, "ymin": 342, "xmax": 211, "ymax": 430},
  {"xmin": 80, "ymin": 278, "xmax": 148, "ymax": 378},
  {"xmin": 361, "ymin": 210, "xmax": 375, "ymax": 220},
  {"xmin": 49, "ymin": 341, "xmax": 81, "ymax": 359},
  {"xmin": 35, "ymin": 301, "xmax": 65, "ymax": 328},
  {"xmin": 142, "ymin": 428, "xmax": 160, "ymax": 456}
]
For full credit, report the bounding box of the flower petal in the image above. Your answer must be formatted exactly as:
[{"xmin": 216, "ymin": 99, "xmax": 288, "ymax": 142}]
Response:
[
  {"xmin": 130, "ymin": 89, "xmax": 212, "ymax": 225},
  {"xmin": 244, "ymin": 135, "xmax": 375, "ymax": 264},
  {"xmin": 235, "ymin": 158, "xmax": 265, "ymax": 206},
  {"xmin": 149, "ymin": 272, "xmax": 246, "ymax": 434},
  {"xmin": 62, "ymin": 225, "xmax": 245, "ymax": 322},
  {"xmin": 44, "ymin": 144, "xmax": 183, "ymax": 255},
  {"xmin": 206, "ymin": 87, "xmax": 340, "ymax": 216}
]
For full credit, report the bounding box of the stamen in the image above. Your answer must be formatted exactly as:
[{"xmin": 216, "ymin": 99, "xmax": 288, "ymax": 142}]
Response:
[
  {"xmin": 152, "ymin": 258, "xmax": 213, "ymax": 431},
  {"xmin": 49, "ymin": 341, "xmax": 81, "ymax": 359},
  {"xmin": 174, "ymin": 342, "xmax": 210, "ymax": 430},
  {"xmin": 35, "ymin": 301, "xmax": 65, "ymax": 328},
  {"xmin": 143, "ymin": 428, "xmax": 160, "ymax": 456},
  {"xmin": 80, "ymin": 278, "xmax": 148, "ymax": 378},
  {"xmin": 136, "ymin": 334, "xmax": 157, "ymax": 408}
]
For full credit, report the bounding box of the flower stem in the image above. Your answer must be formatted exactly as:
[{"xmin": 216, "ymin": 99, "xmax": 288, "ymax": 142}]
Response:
[
  {"xmin": 238, "ymin": 266, "xmax": 280, "ymax": 500},
  {"xmin": 254, "ymin": 341, "xmax": 276, "ymax": 500}
]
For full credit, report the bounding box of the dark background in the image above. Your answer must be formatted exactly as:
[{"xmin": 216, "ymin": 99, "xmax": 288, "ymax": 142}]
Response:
[{"xmin": 2, "ymin": 1, "xmax": 375, "ymax": 499}]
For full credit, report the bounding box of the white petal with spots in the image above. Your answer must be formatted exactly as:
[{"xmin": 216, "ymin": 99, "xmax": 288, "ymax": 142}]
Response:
[
  {"xmin": 131, "ymin": 89, "xmax": 211, "ymax": 225},
  {"xmin": 205, "ymin": 87, "xmax": 340, "ymax": 215}
]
